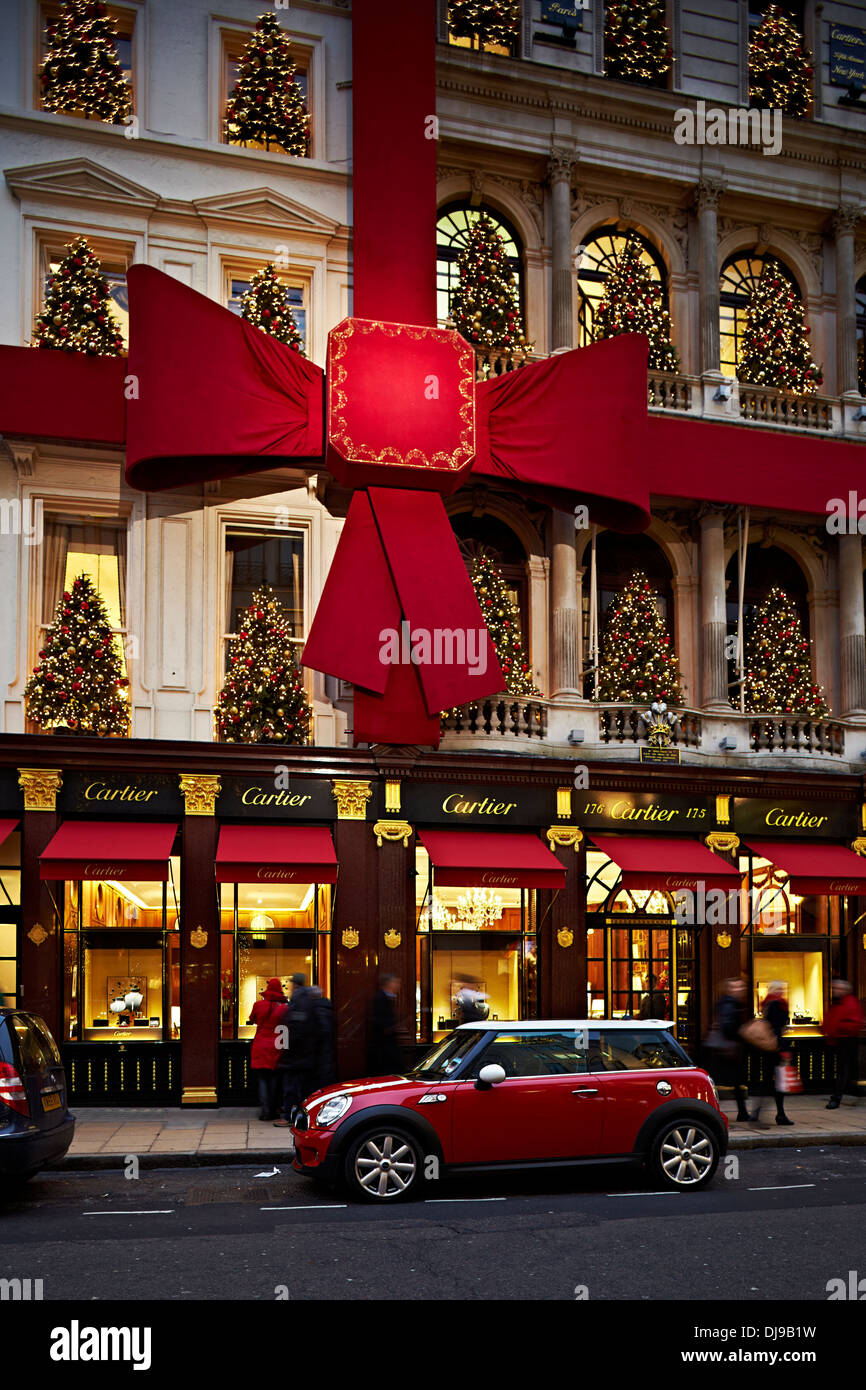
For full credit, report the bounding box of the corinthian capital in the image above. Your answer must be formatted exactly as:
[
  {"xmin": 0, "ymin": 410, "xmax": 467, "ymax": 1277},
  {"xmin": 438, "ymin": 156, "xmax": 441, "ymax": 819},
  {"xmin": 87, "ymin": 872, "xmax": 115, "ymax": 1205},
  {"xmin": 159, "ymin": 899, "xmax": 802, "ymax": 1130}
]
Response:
[
  {"xmin": 833, "ymin": 204, "xmax": 862, "ymax": 236},
  {"xmin": 548, "ymin": 146, "xmax": 575, "ymax": 187},
  {"xmin": 694, "ymin": 177, "xmax": 725, "ymax": 214}
]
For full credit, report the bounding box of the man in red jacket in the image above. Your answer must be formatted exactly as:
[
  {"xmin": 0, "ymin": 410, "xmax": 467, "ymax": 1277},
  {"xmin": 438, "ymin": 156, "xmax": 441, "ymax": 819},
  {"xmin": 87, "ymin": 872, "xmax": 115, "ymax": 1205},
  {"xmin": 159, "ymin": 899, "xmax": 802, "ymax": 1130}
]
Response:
[{"xmin": 822, "ymin": 980, "xmax": 865, "ymax": 1110}]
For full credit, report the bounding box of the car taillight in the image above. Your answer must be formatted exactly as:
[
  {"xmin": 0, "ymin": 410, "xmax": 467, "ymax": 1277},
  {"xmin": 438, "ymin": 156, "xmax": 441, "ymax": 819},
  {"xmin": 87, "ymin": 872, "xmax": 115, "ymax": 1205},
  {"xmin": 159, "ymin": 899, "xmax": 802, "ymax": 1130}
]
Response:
[{"xmin": 0, "ymin": 1062, "xmax": 29, "ymax": 1115}]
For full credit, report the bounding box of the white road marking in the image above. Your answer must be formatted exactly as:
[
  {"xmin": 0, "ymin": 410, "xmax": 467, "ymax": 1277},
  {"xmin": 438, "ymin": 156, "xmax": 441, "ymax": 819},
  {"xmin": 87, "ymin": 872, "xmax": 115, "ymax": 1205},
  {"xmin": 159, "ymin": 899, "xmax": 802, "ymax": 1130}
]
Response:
[
  {"xmin": 261, "ymin": 1204, "xmax": 348, "ymax": 1211},
  {"xmin": 606, "ymin": 1191, "xmax": 681, "ymax": 1197},
  {"xmin": 424, "ymin": 1197, "xmax": 507, "ymax": 1203},
  {"xmin": 748, "ymin": 1183, "xmax": 816, "ymax": 1191},
  {"xmin": 84, "ymin": 1210, "xmax": 175, "ymax": 1216}
]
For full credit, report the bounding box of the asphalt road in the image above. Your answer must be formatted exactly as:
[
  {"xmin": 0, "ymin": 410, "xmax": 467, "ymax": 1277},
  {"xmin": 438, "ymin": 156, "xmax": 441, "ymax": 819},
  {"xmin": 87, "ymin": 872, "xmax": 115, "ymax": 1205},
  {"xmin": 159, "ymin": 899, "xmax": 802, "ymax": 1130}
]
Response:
[{"xmin": 1, "ymin": 1146, "xmax": 864, "ymax": 1303}]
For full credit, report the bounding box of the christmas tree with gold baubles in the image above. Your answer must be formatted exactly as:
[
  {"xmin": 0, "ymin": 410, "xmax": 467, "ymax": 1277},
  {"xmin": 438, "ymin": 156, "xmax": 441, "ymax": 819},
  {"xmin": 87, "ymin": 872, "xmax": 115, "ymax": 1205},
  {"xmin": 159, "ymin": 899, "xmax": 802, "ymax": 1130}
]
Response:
[
  {"xmin": 240, "ymin": 263, "xmax": 304, "ymax": 352},
  {"xmin": 34, "ymin": 236, "xmax": 124, "ymax": 356},
  {"xmin": 604, "ymin": 0, "xmax": 673, "ymax": 86},
  {"xmin": 447, "ymin": 0, "xmax": 520, "ymax": 48},
  {"xmin": 25, "ymin": 574, "xmax": 130, "ymax": 735},
  {"xmin": 224, "ymin": 12, "xmax": 309, "ymax": 156},
  {"xmin": 593, "ymin": 238, "xmax": 679, "ymax": 371},
  {"xmin": 596, "ymin": 571, "xmax": 681, "ymax": 703},
  {"xmin": 736, "ymin": 257, "xmax": 821, "ymax": 394},
  {"xmin": 743, "ymin": 587, "xmax": 828, "ymax": 717},
  {"xmin": 749, "ymin": 3, "xmax": 814, "ymax": 117},
  {"xmin": 217, "ymin": 586, "xmax": 312, "ymax": 743},
  {"xmin": 40, "ymin": 0, "xmax": 132, "ymax": 125},
  {"xmin": 448, "ymin": 214, "xmax": 530, "ymax": 365},
  {"xmin": 469, "ymin": 553, "xmax": 540, "ymax": 697}
]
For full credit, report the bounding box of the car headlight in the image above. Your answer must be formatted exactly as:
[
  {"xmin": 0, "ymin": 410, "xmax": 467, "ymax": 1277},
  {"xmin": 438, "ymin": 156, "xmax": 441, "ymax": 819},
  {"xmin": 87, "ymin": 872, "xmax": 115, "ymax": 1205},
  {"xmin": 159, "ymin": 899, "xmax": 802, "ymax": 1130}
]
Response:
[{"xmin": 313, "ymin": 1094, "xmax": 352, "ymax": 1128}]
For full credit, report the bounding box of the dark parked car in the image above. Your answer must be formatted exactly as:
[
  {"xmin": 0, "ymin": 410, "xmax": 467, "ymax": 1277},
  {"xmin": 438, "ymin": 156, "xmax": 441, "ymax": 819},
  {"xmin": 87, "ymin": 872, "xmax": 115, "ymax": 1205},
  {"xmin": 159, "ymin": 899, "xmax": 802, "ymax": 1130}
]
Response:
[{"xmin": 0, "ymin": 1009, "xmax": 75, "ymax": 1183}]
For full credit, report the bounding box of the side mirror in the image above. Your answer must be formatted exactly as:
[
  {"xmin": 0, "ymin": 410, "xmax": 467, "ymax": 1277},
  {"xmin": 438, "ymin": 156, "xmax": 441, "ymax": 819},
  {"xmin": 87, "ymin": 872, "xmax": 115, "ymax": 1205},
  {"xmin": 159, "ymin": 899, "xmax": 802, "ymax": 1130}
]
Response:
[{"xmin": 475, "ymin": 1063, "xmax": 506, "ymax": 1090}]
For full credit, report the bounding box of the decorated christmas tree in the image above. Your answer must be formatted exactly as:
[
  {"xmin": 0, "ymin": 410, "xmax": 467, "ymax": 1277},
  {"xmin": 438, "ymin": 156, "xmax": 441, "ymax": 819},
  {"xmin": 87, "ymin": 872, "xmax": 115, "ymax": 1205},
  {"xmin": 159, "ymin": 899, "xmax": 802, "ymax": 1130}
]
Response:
[
  {"xmin": 34, "ymin": 236, "xmax": 124, "ymax": 356},
  {"xmin": 596, "ymin": 572, "xmax": 682, "ymax": 703},
  {"xmin": 39, "ymin": 0, "xmax": 132, "ymax": 125},
  {"xmin": 224, "ymin": 12, "xmax": 309, "ymax": 156},
  {"xmin": 25, "ymin": 574, "xmax": 130, "ymax": 736},
  {"xmin": 449, "ymin": 214, "xmax": 530, "ymax": 363},
  {"xmin": 749, "ymin": 4, "xmax": 813, "ymax": 117},
  {"xmin": 604, "ymin": 0, "xmax": 673, "ymax": 86},
  {"xmin": 240, "ymin": 264, "xmax": 304, "ymax": 352},
  {"xmin": 743, "ymin": 587, "xmax": 828, "ymax": 717},
  {"xmin": 447, "ymin": 0, "xmax": 520, "ymax": 48},
  {"xmin": 736, "ymin": 257, "xmax": 821, "ymax": 394},
  {"xmin": 593, "ymin": 239, "xmax": 679, "ymax": 371},
  {"xmin": 467, "ymin": 553, "xmax": 539, "ymax": 697},
  {"xmin": 217, "ymin": 586, "xmax": 312, "ymax": 744}
]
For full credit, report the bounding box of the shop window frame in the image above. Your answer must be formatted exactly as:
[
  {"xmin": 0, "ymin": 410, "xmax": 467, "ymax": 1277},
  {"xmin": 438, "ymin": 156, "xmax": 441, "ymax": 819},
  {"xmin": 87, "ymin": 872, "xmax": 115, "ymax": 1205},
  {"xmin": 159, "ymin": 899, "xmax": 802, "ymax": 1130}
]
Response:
[
  {"xmin": 218, "ymin": 23, "xmax": 315, "ymax": 159},
  {"xmin": 576, "ymin": 225, "xmax": 671, "ymax": 351},
  {"xmin": 34, "ymin": 0, "xmax": 139, "ymax": 120},
  {"xmin": 222, "ymin": 259, "xmax": 310, "ymax": 356},
  {"xmin": 32, "ymin": 229, "xmax": 135, "ymax": 354},
  {"xmin": 0, "ymin": 831, "xmax": 22, "ymax": 1010}
]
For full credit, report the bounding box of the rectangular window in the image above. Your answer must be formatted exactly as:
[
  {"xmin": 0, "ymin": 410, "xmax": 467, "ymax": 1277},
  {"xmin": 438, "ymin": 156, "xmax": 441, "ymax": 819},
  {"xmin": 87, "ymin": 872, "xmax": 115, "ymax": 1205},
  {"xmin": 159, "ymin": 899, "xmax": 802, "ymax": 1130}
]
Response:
[
  {"xmin": 0, "ymin": 831, "xmax": 20, "ymax": 1009},
  {"xmin": 463, "ymin": 1031, "xmax": 589, "ymax": 1079},
  {"xmin": 591, "ymin": 1028, "xmax": 693, "ymax": 1071},
  {"xmin": 223, "ymin": 528, "xmax": 305, "ymax": 672},
  {"xmin": 221, "ymin": 30, "xmax": 311, "ymax": 155},
  {"xmin": 227, "ymin": 274, "xmax": 307, "ymax": 354},
  {"xmin": 753, "ymin": 949, "xmax": 824, "ymax": 1030},
  {"xmin": 40, "ymin": 241, "xmax": 131, "ymax": 350},
  {"xmin": 63, "ymin": 859, "xmax": 180, "ymax": 1043},
  {"xmin": 37, "ymin": 516, "xmax": 129, "ymax": 693},
  {"xmin": 37, "ymin": 2, "xmax": 136, "ymax": 114}
]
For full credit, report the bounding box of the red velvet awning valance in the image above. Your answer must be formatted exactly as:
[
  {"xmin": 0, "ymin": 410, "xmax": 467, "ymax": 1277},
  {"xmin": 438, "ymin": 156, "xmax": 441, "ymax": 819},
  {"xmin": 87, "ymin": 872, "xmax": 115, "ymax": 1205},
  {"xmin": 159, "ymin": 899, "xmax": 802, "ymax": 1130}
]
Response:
[
  {"xmin": 0, "ymin": 820, "xmax": 19, "ymax": 851},
  {"xmin": 588, "ymin": 835, "xmax": 740, "ymax": 893},
  {"xmin": 215, "ymin": 825, "xmax": 337, "ymax": 884},
  {"xmin": 418, "ymin": 830, "xmax": 566, "ymax": 890},
  {"xmin": 39, "ymin": 821, "xmax": 178, "ymax": 881},
  {"xmin": 744, "ymin": 840, "xmax": 866, "ymax": 896}
]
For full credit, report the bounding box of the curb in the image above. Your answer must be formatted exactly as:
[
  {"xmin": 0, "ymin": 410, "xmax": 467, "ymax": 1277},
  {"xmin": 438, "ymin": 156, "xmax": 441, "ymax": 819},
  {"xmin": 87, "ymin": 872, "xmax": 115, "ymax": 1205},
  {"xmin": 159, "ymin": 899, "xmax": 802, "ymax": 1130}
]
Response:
[
  {"xmin": 728, "ymin": 1131, "xmax": 866, "ymax": 1150},
  {"xmin": 62, "ymin": 1148, "xmax": 296, "ymax": 1172}
]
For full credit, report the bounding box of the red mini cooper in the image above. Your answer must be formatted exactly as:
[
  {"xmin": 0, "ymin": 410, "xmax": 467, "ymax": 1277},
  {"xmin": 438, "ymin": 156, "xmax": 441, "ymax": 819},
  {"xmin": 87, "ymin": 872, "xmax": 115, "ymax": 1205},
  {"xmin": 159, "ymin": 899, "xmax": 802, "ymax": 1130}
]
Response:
[{"xmin": 291, "ymin": 1020, "xmax": 728, "ymax": 1202}]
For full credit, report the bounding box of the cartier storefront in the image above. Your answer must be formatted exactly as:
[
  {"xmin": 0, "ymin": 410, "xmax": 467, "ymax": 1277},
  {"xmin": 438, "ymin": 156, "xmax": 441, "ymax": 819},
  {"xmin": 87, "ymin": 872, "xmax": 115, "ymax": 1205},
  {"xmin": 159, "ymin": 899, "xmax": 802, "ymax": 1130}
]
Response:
[{"xmin": 1, "ymin": 733, "xmax": 864, "ymax": 1103}]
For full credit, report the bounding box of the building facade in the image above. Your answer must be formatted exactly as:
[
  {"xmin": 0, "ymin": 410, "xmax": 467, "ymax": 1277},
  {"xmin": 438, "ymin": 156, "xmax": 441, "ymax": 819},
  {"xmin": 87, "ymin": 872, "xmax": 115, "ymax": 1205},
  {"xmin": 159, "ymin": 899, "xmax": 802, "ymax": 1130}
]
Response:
[{"xmin": 1, "ymin": 0, "xmax": 865, "ymax": 1102}]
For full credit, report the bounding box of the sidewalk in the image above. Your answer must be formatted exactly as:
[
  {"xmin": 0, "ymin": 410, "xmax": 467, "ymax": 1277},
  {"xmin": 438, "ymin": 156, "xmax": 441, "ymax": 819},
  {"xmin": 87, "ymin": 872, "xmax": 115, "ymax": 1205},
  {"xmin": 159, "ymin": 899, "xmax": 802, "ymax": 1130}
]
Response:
[{"xmin": 62, "ymin": 1094, "xmax": 866, "ymax": 1170}]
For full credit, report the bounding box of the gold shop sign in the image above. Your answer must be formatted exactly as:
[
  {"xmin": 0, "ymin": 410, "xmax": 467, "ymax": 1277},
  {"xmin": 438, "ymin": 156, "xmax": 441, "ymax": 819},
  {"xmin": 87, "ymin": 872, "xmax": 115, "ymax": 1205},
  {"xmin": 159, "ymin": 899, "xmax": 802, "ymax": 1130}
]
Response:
[{"xmin": 59, "ymin": 772, "xmax": 183, "ymax": 816}]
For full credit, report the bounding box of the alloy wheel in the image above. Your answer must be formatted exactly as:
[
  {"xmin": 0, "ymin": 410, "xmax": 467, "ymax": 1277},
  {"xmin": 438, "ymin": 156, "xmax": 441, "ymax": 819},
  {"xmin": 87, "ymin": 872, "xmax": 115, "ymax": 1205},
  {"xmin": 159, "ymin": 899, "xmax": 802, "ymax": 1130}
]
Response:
[
  {"xmin": 353, "ymin": 1132, "xmax": 418, "ymax": 1199},
  {"xmin": 658, "ymin": 1124, "xmax": 715, "ymax": 1186}
]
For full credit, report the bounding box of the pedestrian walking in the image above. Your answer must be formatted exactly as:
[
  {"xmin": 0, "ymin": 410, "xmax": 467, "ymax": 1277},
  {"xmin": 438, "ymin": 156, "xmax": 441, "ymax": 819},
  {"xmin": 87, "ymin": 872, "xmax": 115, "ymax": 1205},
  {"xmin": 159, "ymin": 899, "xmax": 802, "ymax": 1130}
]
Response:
[
  {"xmin": 638, "ymin": 971, "xmax": 668, "ymax": 1020},
  {"xmin": 367, "ymin": 973, "xmax": 402, "ymax": 1076},
  {"xmin": 822, "ymin": 979, "xmax": 865, "ymax": 1110},
  {"xmin": 454, "ymin": 983, "xmax": 490, "ymax": 1025},
  {"xmin": 247, "ymin": 977, "xmax": 288, "ymax": 1122},
  {"xmin": 749, "ymin": 981, "xmax": 794, "ymax": 1128},
  {"xmin": 273, "ymin": 973, "xmax": 316, "ymax": 1128},
  {"xmin": 705, "ymin": 978, "xmax": 749, "ymax": 1122},
  {"xmin": 309, "ymin": 984, "xmax": 336, "ymax": 1092}
]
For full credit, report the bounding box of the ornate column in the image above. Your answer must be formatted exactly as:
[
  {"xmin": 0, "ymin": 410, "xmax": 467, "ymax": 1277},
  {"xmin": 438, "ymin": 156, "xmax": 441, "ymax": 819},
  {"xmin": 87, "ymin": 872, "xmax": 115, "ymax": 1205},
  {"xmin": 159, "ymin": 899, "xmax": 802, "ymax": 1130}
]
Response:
[
  {"xmin": 178, "ymin": 773, "xmax": 221, "ymax": 1105},
  {"xmin": 839, "ymin": 533, "xmax": 866, "ymax": 720},
  {"xmin": 18, "ymin": 770, "xmax": 62, "ymax": 1039},
  {"xmin": 699, "ymin": 508, "xmax": 730, "ymax": 711},
  {"xmin": 694, "ymin": 178, "xmax": 725, "ymax": 378},
  {"xmin": 548, "ymin": 147, "xmax": 575, "ymax": 353},
  {"xmin": 551, "ymin": 507, "xmax": 582, "ymax": 699},
  {"xmin": 833, "ymin": 205, "xmax": 862, "ymax": 398},
  {"xmin": 331, "ymin": 779, "xmax": 379, "ymax": 1080}
]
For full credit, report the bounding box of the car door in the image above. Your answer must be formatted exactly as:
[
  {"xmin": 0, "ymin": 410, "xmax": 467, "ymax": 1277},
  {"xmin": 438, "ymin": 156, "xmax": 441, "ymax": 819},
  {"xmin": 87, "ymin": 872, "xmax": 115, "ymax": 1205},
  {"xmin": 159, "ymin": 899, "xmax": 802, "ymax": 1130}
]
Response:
[
  {"xmin": 588, "ymin": 1027, "xmax": 692, "ymax": 1156},
  {"xmin": 449, "ymin": 1029, "xmax": 605, "ymax": 1164},
  {"xmin": 10, "ymin": 1014, "xmax": 67, "ymax": 1131}
]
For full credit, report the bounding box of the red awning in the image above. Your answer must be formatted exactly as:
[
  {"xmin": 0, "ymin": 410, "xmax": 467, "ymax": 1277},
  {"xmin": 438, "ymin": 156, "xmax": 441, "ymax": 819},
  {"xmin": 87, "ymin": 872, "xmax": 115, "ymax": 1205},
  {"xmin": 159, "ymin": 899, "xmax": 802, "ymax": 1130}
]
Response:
[
  {"xmin": 588, "ymin": 835, "xmax": 740, "ymax": 893},
  {"xmin": 0, "ymin": 819, "xmax": 19, "ymax": 850},
  {"xmin": 215, "ymin": 825, "xmax": 337, "ymax": 884},
  {"xmin": 744, "ymin": 840, "xmax": 866, "ymax": 896},
  {"xmin": 39, "ymin": 821, "xmax": 178, "ymax": 881},
  {"xmin": 418, "ymin": 830, "xmax": 566, "ymax": 890}
]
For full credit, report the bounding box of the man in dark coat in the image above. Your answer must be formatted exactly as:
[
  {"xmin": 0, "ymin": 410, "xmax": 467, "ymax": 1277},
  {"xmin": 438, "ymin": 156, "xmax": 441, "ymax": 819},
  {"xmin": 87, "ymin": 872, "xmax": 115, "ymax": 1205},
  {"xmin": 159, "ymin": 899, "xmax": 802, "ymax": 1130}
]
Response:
[
  {"xmin": 309, "ymin": 986, "xmax": 336, "ymax": 1092},
  {"xmin": 367, "ymin": 974, "xmax": 402, "ymax": 1077},
  {"xmin": 714, "ymin": 977, "xmax": 749, "ymax": 1122},
  {"xmin": 750, "ymin": 981, "xmax": 793, "ymax": 1127},
  {"xmin": 273, "ymin": 974, "xmax": 316, "ymax": 1127}
]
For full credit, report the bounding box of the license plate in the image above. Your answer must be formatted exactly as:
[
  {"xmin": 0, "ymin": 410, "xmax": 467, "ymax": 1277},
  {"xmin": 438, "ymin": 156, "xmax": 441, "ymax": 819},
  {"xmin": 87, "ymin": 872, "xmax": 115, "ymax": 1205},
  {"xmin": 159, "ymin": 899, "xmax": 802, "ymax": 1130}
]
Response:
[{"xmin": 41, "ymin": 1092, "xmax": 62, "ymax": 1112}]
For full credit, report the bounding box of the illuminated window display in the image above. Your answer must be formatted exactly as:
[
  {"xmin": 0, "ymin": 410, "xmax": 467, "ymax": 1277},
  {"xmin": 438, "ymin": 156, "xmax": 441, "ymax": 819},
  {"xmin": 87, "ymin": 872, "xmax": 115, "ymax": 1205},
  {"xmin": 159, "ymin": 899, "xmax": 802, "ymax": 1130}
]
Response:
[
  {"xmin": 219, "ymin": 880, "xmax": 331, "ymax": 1040},
  {"xmin": 0, "ymin": 829, "xmax": 21, "ymax": 1007},
  {"xmin": 415, "ymin": 846, "xmax": 537, "ymax": 1042},
  {"xmin": 62, "ymin": 858, "xmax": 180, "ymax": 1042}
]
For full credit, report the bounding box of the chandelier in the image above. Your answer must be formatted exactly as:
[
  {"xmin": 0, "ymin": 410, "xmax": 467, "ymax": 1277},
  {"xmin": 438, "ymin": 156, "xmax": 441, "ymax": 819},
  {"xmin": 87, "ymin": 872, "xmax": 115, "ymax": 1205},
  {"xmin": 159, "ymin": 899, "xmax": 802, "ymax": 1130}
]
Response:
[
  {"xmin": 455, "ymin": 887, "xmax": 503, "ymax": 931},
  {"xmin": 249, "ymin": 912, "xmax": 275, "ymax": 940},
  {"xmin": 420, "ymin": 896, "xmax": 455, "ymax": 932}
]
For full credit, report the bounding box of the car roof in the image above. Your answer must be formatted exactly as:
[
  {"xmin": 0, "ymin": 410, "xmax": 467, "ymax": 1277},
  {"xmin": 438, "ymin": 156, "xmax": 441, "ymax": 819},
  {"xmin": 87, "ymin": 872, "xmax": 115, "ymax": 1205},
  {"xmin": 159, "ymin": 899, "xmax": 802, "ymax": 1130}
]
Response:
[{"xmin": 456, "ymin": 1019, "xmax": 675, "ymax": 1031}]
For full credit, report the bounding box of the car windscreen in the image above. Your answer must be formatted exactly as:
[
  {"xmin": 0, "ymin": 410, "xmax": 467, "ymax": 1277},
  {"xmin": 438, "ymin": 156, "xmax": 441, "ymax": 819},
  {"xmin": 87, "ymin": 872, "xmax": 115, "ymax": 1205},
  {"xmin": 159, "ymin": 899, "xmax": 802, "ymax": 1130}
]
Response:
[{"xmin": 410, "ymin": 1030, "xmax": 485, "ymax": 1078}]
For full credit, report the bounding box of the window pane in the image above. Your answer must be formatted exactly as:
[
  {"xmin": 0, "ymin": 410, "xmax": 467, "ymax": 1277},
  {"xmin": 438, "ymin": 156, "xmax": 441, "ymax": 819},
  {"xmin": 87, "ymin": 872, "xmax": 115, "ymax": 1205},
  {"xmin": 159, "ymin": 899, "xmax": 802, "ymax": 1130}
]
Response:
[
  {"xmin": 0, "ymin": 959, "xmax": 16, "ymax": 1005},
  {"xmin": 225, "ymin": 532, "xmax": 305, "ymax": 644},
  {"xmin": 594, "ymin": 1028, "xmax": 690, "ymax": 1070},
  {"xmin": 237, "ymin": 932, "xmax": 314, "ymax": 1038},
  {"xmin": 465, "ymin": 1031, "xmax": 588, "ymax": 1078}
]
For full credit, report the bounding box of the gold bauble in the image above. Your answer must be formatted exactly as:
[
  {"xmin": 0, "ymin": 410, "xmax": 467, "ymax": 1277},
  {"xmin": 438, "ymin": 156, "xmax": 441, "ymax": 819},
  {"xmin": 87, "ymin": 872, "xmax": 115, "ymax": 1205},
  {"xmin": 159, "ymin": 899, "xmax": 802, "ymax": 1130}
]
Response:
[
  {"xmin": 95, "ymin": 673, "xmax": 104, "ymax": 682},
  {"xmin": 760, "ymin": 668, "xmax": 768, "ymax": 678},
  {"xmin": 261, "ymin": 667, "xmax": 271, "ymax": 678},
  {"xmin": 66, "ymin": 647, "xmax": 76, "ymax": 657},
  {"xmin": 89, "ymin": 701, "xmax": 100, "ymax": 711},
  {"xmin": 276, "ymin": 708, "xmax": 285, "ymax": 718}
]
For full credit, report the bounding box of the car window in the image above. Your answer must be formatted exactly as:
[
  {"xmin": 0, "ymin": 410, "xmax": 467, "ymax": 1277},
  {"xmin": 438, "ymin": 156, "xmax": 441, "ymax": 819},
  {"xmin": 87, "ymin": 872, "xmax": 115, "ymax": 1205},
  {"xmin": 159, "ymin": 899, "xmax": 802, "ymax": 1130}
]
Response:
[
  {"xmin": 28, "ymin": 1016, "xmax": 61, "ymax": 1065},
  {"xmin": 0, "ymin": 1016, "xmax": 13, "ymax": 1066},
  {"xmin": 10, "ymin": 1014, "xmax": 58, "ymax": 1075},
  {"xmin": 412, "ymin": 1030, "xmax": 485, "ymax": 1078},
  {"xmin": 465, "ymin": 1031, "xmax": 589, "ymax": 1079},
  {"xmin": 591, "ymin": 1029, "xmax": 693, "ymax": 1071}
]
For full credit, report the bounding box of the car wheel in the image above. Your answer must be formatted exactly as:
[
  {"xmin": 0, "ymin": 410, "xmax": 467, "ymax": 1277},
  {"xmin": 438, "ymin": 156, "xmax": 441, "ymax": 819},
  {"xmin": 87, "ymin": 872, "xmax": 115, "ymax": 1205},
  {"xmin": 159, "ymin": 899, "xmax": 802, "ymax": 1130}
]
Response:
[
  {"xmin": 344, "ymin": 1127, "xmax": 423, "ymax": 1203},
  {"xmin": 650, "ymin": 1118, "xmax": 720, "ymax": 1191}
]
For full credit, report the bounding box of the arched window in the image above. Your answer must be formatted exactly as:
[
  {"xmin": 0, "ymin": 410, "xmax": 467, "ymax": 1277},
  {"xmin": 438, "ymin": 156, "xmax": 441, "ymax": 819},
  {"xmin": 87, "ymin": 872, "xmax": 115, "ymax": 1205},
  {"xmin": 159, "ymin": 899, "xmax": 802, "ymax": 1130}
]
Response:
[
  {"xmin": 856, "ymin": 272, "xmax": 866, "ymax": 394},
  {"xmin": 584, "ymin": 531, "xmax": 674, "ymax": 698},
  {"xmin": 719, "ymin": 251, "xmax": 800, "ymax": 378},
  {"xmin": 450, "ymin": 512, "xmax": 529, "ymax": 643},
  {"xmin": 436, "ymin": 203, "xmax": 524, "ymax": 329},
  {"xmin": 725, "ymin": 543, "xmax": 810, "ymax": 700},
  {"xmin": 576, "ymin": 226, "xmax": 669, "ymax": 349}
]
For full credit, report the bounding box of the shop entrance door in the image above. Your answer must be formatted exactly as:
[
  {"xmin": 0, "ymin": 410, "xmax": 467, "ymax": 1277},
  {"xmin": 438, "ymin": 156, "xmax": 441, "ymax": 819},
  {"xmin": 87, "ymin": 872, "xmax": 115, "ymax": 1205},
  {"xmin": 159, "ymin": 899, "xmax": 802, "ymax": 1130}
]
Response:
[{"xmin": 606, "ymin": 920, "xmax": 698, "ymax": 1049}]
